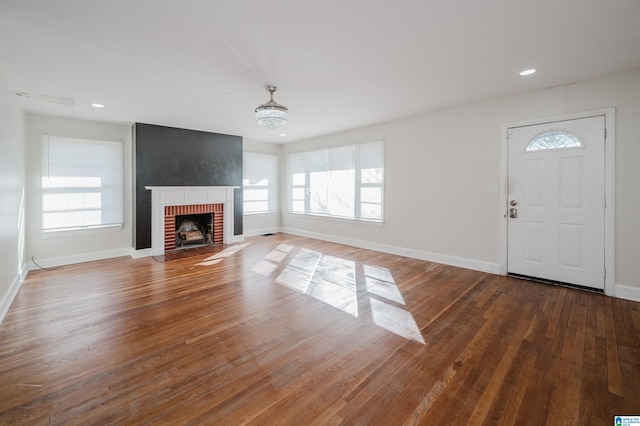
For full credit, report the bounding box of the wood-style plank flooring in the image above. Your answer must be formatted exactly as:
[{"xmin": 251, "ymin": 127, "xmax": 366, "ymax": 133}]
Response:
[{"xmin": 1, "ymin": 233, "xmax": 639, "ymax": 424}]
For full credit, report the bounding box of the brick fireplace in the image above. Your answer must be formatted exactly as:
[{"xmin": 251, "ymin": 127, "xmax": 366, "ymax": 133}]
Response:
[
  {"xmin": 146, "ymin": 186, "xmax": 239, "ymax": 256},
  {"xmin": 164, "ymin": 203, "xmax": 223, "ymax": 251}
]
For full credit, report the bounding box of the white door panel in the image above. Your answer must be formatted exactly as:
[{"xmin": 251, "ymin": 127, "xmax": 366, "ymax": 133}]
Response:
[{"xmin": 507, "ymin": 116, "xmax": 605, "ymax": 290}]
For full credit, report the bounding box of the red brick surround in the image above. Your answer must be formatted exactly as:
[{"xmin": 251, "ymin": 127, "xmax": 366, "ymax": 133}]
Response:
[{"xmin": 164, "ymin": 203, "xmax": 224, "ymax": 251}]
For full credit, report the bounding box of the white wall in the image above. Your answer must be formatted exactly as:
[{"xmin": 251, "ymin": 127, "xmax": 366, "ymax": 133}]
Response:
[
  {"xmin": 242, "ymin": 139, "xmax": 281, "ymax": 236},
  {"xmin": 0, "ymin": 63, "xmax": 26, "ymax": 323},
  {"xmin": 25, "ymin": 114, "xmax": 133, "ymax": 268},
  {"xmin": 281, "ymin": 68, "xmax": 640, "ymax": 300}
]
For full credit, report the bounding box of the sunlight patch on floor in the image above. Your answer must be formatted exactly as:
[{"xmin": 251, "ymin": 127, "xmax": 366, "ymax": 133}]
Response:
[
  {"xmin": 273, "ymin": 248, "xmax": 358, "ymax": 317},
  {"xmin": 251, "ymin": 244, "xmax": 293, "ymax": 277},
  {"xmin": 364, "ymin": 264, "xmax": 405, "ymax": 305},
  {"xmin": 250, "ymin": 243, "xmax": 424, "ymax": 343},
  {"xmin": 195, "ymin": 243, "xmax": 251, "ymax": 266},
  {"xmin": 370, "ymin": 297, "xmax": 425, "ymax": 344}
]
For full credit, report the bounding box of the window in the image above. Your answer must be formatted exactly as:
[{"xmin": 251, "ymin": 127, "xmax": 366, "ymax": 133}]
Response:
[
  {"xmin": 243, "ymin": 152, "xmax": 278, "ymax": 214},
  {"xmin": 526, "ymin": 131, "xmax": 582, "ymax": 151},
  {"xmin": 287, "ymin": 140, "xmax": 384, "ymax": 221},
  {"xmin": 41, "ymin": 135, "xmax": 123, "ymax": 233}
]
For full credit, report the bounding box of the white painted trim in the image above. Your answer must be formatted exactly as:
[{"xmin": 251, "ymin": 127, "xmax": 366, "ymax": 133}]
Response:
[
  {"xmin": 282, "ymin": 227, "xmax": 501, "ymax": 274},
  {"xmin": 20, "ymin": 262, "xmax": 29, "ymax": 282},
  {"xmin": 499, "ymin": 123, "xmax": 509, "ymax": 276},
  {"xmin": 27, "ymin": 248, "xmax": 132, "ymax": 270},
  {"xmin": 130, "ymin": 248, "xmax": 153, "ymax": 259},
  {"xmin": 232, "ymin": 235, "xmax": 245, "ymax": 243},
  {"xmin": 500, "ymin": 108, "xmax": 616, "ymax": 296},
  {"xmin": 614, "ymin": 284, "xmax": 640, "ymax": 303},
  {"xmin": 0, "ymin": 273, "xmax": 24, "ymax": 325},
  {"xmin": 41, "ymin": 223, "xmax": 123, "ymax": 239},
  {"xmin": 287, "ymin": 212, "xmax": 384, "ymax": 227},
  {"xmin": 603, "ymin": 109, "xmax": 616, "ymax": 298},
  {"xmin": 243, "ymin": 227, "xmax": 281, "ymax": 238}
]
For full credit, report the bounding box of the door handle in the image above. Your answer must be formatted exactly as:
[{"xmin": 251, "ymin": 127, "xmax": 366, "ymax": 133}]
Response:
[{"xmin": 509, "ymin": 208, "xmax": 518, "ymax": 218}]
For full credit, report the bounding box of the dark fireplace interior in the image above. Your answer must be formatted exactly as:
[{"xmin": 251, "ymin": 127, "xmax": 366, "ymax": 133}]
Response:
[{"xmin": 175, "ymin": 214, "xmax": 213, "ymax": 248}]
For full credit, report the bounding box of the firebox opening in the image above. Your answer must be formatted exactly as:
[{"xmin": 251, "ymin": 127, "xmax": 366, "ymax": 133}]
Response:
[{"xmin": 175, "ymin": 213, "xmax": 214, "ymax": 249}]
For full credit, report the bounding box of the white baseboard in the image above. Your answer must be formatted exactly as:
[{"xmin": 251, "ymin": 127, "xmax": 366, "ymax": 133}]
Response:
[
  {"xmin": 20, "ymin": 261, "xmax": 28, "ymax": 281},
  {"xmin": 28, "ymin": 248, "xmax": 133, "ymax": 270},
  {"xmin": 243, "ymin": 227, "xmax": 281, "ymax": 238},
  {"xmin": 0, "ymin": 273, "xmax": 24, "ymax": 325},
  {"xmin": 614, "ymin": 283, "xmax": 640, "ymax": 303},
  {"xmin": 130, "ymin": 248, "xmax": 153, "ymax": 259},
  {"xmin": 281, "ymin": 227, "xmax": 501, "ymax": 275}
]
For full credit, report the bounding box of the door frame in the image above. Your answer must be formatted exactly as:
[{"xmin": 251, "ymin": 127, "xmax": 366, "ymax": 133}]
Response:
[{"xmin": 499, "ymin": 108, "xmax": 615, "ymax": 296}]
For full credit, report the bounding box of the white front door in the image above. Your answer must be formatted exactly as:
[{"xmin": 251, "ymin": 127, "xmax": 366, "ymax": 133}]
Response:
[{"xmin": 507, "ymin": 116, "xmax": 606, "ymax": 290}]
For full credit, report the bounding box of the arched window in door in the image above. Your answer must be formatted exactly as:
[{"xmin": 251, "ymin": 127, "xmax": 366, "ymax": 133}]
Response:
[{"xmin": 526, "ymin": 131, "xmax": 582, "ymax": 152}]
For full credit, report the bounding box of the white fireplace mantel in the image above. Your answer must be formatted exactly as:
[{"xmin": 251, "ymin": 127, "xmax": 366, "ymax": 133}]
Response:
[{"xmin": 146, "ymin": 186, "xmax": 240, "ymax": 256}]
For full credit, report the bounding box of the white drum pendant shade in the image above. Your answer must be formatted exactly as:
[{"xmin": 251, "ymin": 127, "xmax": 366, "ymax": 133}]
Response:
[{"xmin": 255, "ymin": 86, "xmax": 288, "ymax": 129}]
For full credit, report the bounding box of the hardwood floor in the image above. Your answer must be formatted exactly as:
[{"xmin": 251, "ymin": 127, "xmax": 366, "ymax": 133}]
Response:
[{"xmin": 1, "ymin": 233, "xmax": 639, "ymax": 424}]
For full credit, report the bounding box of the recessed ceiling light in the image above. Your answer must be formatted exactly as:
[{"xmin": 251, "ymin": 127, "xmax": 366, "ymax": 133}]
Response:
[
  {"xmin": 519, "ymin": 69, "xmax": 536, "ymax": 76},
  {"xmin": 280, "ymin": 133, "xmax": 286, "ymax": 137},
  {"xmin": 91, "ymin": 103, "xmax": 104, "ymax": 108}
]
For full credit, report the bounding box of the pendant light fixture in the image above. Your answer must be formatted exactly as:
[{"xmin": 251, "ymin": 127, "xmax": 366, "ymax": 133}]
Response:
[{"xmin": 255, "ymin": 85, "xmax": 288, "ymax": 129}]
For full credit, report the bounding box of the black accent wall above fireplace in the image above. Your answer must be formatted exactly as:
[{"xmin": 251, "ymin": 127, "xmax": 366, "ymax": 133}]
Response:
[{"xmin": 133, "ymin": 123, "xmax": 243, "ymax": 250}]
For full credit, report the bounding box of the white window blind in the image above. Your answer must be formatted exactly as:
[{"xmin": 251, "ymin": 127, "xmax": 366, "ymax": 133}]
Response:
[
  {"xmin": 287, "ymin": 140, "xmax": 384, "ymax": 221},
  {"xmin": 243, "ymin": 152, "xmax": 278, "ymax": 214},
  {"xmin": 41, "ymin": 135, "xmax": 124, "ymax": 233}
]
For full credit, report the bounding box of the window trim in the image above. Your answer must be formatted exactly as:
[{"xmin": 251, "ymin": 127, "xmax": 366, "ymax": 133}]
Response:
[
  {"xmin": 288, "ymin": 211, "xmax": 385, "ymax": 227},
  {"xmin": 41, "ymin": 223, "xmax": 124, "ymax": 239},
  {"xmin": 40, "ymin": 134, "xmax": 124, "ymax": 238}
]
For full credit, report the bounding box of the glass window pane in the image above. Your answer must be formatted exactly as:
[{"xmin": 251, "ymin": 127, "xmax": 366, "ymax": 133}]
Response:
[
  {"xmin": 292, "ymin": 188, "xmax": 305, "ymax": 200},
  {"xmin": 243, "ymin": 178, "xmax": 269, "ymax": 187},
  {"xmin": 361, "ymin": 203, "xmax": 382, "ymax": 220},
  {"xmin": 244, "ymin": 201, "xmax": 269, "ymax": 213},
  {"xmin": 310, "ymin": 170, "xmax": 329, "ymax": 213},
  {"xmin": 292, "ymin": 173, "xmax": 306, "ymax": 186},
  {"xmin": 328, "ymin": 169, "xmax": 355, "ymax": 217},
  {"xmin": 44, "ymin": 210, "xmax": 102, "ymax": 229},
  {"xmin": 244, "ymin": 152, "xmax": 278, "ymax": 214},
  {"xmin": 310, "ymin": 190, "xmax": 328, "ymax": 214},
  {"xmin": 287, "ymin": 141, "xmax": 384, "ymax": 222},
  {"xmin": 49, "ymin": 193, "xmax": 100, "ymax": 211},
  {"xmin": 361, "ymin": 187, "xmax": 382, "ymax": 203},
  {"xmin": 362, "ymin": 168, "xmax": 383, "ymax": 184},
  {"xmin": 526, "ymin": 131, "xmax": 582, "ymax": 151},
  {"xmin": 42, "ymin": 176, "xmax": 102, "ymax": 189},
  {"xmin": 244, "ymin": 189, "xmax": 268, "ymax": 202}
]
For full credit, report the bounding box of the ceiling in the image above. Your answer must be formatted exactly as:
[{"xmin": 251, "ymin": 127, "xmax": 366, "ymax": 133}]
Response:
[{"xmin": 1, "ymin": 1, "xmax": 640, "ymax": 144}]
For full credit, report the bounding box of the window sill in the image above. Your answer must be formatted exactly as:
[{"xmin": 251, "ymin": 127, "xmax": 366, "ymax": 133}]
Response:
[
  {"xmin": 287, "ymin": 212, "xmax": 384, "ymax": 227},
  {"xmin": 243, "ymin": 211, "xmax": 278, "ymax": 217},
  {"xmin": 41, "ymin": 224, "xmax": 124, "ymax": 239}
]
